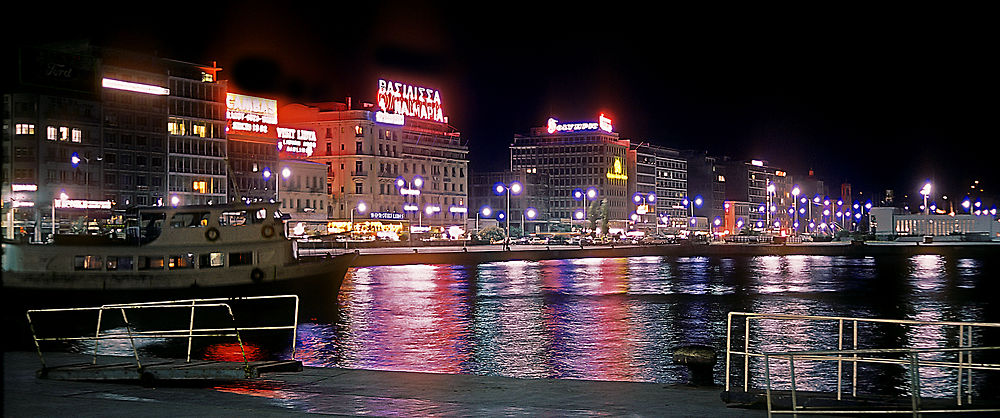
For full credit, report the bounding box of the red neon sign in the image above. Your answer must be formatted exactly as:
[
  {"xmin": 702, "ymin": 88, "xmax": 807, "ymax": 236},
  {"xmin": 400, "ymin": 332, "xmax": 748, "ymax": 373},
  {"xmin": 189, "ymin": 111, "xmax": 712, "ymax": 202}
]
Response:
[{"xmin": 376, "ymin": 79, "xmax": 444, "ymax": 123}]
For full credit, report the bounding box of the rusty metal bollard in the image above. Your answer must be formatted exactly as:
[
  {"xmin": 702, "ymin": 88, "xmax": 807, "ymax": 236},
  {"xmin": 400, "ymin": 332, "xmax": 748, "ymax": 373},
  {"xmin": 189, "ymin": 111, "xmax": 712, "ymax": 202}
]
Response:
[{"xmin": 673, "ymin": 345, "xmax": 717, "ymax": 386}]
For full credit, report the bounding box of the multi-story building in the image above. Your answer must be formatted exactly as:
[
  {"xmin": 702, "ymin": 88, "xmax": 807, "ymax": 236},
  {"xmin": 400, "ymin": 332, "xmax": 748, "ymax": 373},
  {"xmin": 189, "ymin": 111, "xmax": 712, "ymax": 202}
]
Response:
[
  {"xmin": 684, "ymin": 151, "xmax": 727, "ymax": 225},
  {"xmin": 633, "ymin": 143, "xmax": 687, "ymax": 220},
  {"xmin": 101, "ymin": 48, "xmax": 170, "ymax": 208},
  {"xmin": 275, "ymin": 159, "xmax": 329, "ymax": 235},
  {"xmin": 3, "ymin": 44, "xmax": 103, "ymax": 240},
  {"xmin": 3, "ymin": 42, "xmax": 226, "ymax": 240},
  {"xmin": 165, "ymin": 60, "xmax": 227, "ymax": 207},
  {"xmin": 724, "ymin": 159, "xmax": 791, "ymax": 229},
  {"xmin": 510, "ymin": 114, "xmax": 633, "ymax": 230},
  {"xmin": 468, "ymin": 170, "xmax": 550, "ymax": 234},
  {"xmin": 280, "ymin": 79, "xmax": 469, "ymax": 235}
]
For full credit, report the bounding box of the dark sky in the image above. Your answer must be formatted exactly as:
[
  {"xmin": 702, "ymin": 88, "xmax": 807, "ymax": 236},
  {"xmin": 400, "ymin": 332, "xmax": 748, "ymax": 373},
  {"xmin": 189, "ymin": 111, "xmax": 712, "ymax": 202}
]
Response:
[{"xmin": 8, "ymin": 3, "xmax": 997, "ymax": 208}]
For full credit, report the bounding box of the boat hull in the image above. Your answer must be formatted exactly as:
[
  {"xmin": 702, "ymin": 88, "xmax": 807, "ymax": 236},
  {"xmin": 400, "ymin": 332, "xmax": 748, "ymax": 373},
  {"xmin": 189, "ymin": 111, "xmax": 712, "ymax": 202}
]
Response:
[{"xmin": 2, "ymin": 254, "xmax": 356, "ymax": 310}]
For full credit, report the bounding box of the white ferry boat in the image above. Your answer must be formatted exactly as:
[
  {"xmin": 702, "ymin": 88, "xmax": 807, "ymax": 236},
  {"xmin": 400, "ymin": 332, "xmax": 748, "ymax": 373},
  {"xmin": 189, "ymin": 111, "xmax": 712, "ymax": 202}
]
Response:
[{"xmin": 2, "ymin": 203, "xmax": 355, "ymax": 307}]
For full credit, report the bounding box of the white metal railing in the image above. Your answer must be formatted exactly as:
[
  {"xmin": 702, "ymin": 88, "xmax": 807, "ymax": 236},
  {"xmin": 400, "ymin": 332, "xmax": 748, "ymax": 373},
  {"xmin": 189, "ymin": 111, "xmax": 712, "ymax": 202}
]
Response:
[
  {"xmin": 763, "ymin": 346, "xmax": 1000, "ymax": 416},
  {"xmin": 725, "ymin": 312, "xmax": 1000, "ymax": 408},
  {"xmin": 26, "ymin": 295, "xmax": 299, "ymax": 376}
]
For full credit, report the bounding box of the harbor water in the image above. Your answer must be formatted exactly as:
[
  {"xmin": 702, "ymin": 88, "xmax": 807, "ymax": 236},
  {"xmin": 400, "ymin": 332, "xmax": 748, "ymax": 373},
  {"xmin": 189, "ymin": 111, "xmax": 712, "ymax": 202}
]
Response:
[{"xmin": 295, "ymin": 254, "xmax": 1000, "ymax": 397}]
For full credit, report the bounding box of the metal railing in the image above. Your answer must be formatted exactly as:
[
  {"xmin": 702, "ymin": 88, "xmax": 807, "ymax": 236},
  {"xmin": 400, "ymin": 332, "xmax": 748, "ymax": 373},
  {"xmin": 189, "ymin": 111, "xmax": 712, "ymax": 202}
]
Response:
[
  {"xmin": 763, "ymin": 346, "xmax": 1000, "ymax": 416},
  {"xmin": 725, "ymin": 312, "xmax": 1000, "ymax": 411},
  {"xmin": 26, "ymin": 295, "xmax": 300, "ymax": 376}
]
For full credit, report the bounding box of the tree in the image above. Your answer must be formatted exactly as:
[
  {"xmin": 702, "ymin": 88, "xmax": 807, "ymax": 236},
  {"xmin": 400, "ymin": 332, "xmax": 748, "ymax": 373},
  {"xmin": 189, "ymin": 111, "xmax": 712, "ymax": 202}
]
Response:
[{"xmin": 479, "ymin": 226, "xmax": 506, "ymax": 243}]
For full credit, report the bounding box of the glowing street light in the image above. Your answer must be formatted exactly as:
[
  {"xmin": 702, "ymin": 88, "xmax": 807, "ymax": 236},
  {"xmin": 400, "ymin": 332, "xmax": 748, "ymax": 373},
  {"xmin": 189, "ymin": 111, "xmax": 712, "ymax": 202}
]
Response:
[
  {"xmin": 495, "ymin": 181, "xmax": 523, "ymax": 249},
  {"xmin": 920, "ymin": 182, "xmax": 932, "ymax": 215},
  {"xmin": 573, "ymin": 187, "xmax": 599, "ymax": 234}
]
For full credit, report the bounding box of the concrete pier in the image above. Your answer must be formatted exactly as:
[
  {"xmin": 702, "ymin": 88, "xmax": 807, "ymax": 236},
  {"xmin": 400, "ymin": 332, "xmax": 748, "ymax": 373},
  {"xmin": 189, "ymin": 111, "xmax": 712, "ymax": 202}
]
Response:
[
  {"xmin": 4, "ymin": 351, "xmax": 763, "ymax": 416},
  {"xmin": 298, "ymin": 242, "xmax": 1000, "ymax": 267}
]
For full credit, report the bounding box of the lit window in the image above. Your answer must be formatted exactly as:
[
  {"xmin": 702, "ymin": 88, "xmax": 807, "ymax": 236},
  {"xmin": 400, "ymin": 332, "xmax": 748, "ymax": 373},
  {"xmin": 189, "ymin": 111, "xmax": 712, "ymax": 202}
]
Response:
[
  {"xmin": 47, "ymin": 126, "xmax": 57, "ymax": 140},
  {"xmin": 193, "ymin": 124, "xmax": 206, "ymax": 137},
  {"xmin": 59, "ymin": 127, "xmax": 69, "ymax": 141},
  {"xmin": 15, "ymin": 124, "xmax": 35, "ymax": 135},
  {"xmin": 71, "ymin": 128, "xmax": 82, "ymax": 142}
]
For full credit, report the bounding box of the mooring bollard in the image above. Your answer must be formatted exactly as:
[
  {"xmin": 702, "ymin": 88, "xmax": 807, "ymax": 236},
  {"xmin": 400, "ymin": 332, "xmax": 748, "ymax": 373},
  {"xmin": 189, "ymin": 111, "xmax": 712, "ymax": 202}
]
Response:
[{"xmin": 673, "ymin": 345, "xmax": 717, "ymax": 386}]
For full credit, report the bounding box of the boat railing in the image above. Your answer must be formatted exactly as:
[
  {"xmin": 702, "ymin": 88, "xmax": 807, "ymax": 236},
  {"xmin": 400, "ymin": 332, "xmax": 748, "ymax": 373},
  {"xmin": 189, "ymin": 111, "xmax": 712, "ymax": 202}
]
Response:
[
  {"xmin": 26, "ymin": 295, "xmax": 300, "ymax": 378},
  {"xmin": 762, "ymin": 346, "xmax": 1000, "ymax": 416},
  {"xmin": 725, "ymin": 312, "xmax": 1000, "ymax": 409}
]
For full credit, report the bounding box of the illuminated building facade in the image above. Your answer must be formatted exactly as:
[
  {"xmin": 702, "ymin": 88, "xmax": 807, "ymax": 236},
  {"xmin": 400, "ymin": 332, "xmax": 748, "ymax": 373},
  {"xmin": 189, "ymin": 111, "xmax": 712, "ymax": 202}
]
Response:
[
  {"xmin": 725, "ymin": 159, "xmax": 792, "ymax": 228},
  {"xmin": 633, "ymin": 143, "xmax": 688, "ymax": 221},
  {"xmin": 281, "ymin": 79, "xmax": 468, "ymax": 231},
  {"xmin": 224, "ymin": 92, "xmax": 279, "ymax": 203},
  {"xmin": 510, "ymin": 115, "xmax": 632, "ymax": 227},
  {"xmin": 165, "ymin": 60, "xmax": 227, "ymax": 206},
  {"xmin": 273, "ymin": 159, "xmax": 329, "ymax": 229}
]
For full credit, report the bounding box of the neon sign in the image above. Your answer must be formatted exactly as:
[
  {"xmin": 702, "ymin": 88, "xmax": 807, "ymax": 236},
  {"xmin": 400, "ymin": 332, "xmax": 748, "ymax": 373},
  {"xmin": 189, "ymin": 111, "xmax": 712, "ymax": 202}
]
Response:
[
  {"xmin": 55, "ymin": 199, "xmax": 112, "ymax": 209},
  {"xmin": 102, "ymin": 78, "xmax": 169, "ymax": 95},
  {"xmin": 277, "ymin": 127, "xmax": 317, "ymax": 157},
  {"xmin": 369, "ymin": 212, "xmax": 405, "ymax": 220},
  {"xmin": 547, "ymin": 113, "xmax": 613, "ymax": 134},
  {"xmin": 376, "ymin": 79, "xmax": 444, "ymax": 123},
  {"xmin": 606, "ymin": 157, "xmax": 628, "ymax": 180},
  {"xmin": 12, "ymin": 184, "xmax": 38, "ymax": 192},
  {"xmin": 375, "ymin": 111, "xmax": 405, "ymax": 126},
  {"xmin": 226, "ymin": 93, "xmax": 277, "ymax": 136}
]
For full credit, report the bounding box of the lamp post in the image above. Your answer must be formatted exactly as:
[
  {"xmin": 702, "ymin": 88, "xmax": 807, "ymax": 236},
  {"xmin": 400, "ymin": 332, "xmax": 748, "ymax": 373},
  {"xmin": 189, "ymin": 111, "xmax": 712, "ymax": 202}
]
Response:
[
  {"xmin": 348, "ymin": 201, "xmax": 366, "ymax": 249},
  {"xmin": 477, "ymin": 205, "xmax": 491, "ymax": 233},
  {"xmin": 573, "ymin": 187, "xmax": 598, "ymax": 234},
  {"xmin": 396, "ymin": 175, "xmax": 424, "ymax": 240},
  {"xmin": 495, "ymin": 181, "xmax": 522, "ymax": 249},
  {"xmin": 766, "ymin": 182, "xmax": 776, "ymax": 230},
  {"xmin": 632, "ymin": 192, "xmax": 655, "ymax": 233},
  {"xmin": 524, "ymin": 207, "xmax": 537, "ymax": 237},
  {"xmin": 791, "ymin": 186, "xmax": 800, "ymax": 234}
]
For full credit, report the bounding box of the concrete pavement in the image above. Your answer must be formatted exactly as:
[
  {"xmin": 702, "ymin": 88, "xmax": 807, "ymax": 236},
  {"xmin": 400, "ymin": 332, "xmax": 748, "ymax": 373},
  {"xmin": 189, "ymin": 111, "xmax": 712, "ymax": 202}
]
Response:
[{"xmin": 5, "ymin": 351, "xmax": 763, "ymax": 416}]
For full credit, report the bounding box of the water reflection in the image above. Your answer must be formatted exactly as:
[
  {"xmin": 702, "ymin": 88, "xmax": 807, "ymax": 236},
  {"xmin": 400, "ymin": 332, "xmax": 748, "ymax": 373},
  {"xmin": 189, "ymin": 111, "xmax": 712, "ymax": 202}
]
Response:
[{"xmin": 289, "ymin": 255, "xmax": 999, "ymax": 395}]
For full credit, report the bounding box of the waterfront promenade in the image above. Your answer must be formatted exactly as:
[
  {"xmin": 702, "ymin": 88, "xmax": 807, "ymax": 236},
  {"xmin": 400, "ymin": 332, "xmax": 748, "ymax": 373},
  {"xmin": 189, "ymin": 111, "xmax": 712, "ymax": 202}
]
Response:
[
  {"xmin": 299, "ymin": 241, "xmax": 1000, "ymax": 267},
  {"xmin": 4, "ymin": 351, "xmax": 762, "ymax": 416}
]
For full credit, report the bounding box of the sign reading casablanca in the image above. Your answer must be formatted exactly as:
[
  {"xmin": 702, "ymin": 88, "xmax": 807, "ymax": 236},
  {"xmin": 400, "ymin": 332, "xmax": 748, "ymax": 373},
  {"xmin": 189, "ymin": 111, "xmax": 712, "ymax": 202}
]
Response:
[
  {"xmin": 277, "ymin": 127, "xmax": 317, "ymax": 157},
  {"xmin": 376, "ymin": 79, "xmax": 444, "ymax": 123},
  {"xmin": 226, "ymin": 93, "xmax": 277, "ymax": 136},
  {"xmin": 547, "ymin": 113, "xmax": 614, "ymax": 134}
]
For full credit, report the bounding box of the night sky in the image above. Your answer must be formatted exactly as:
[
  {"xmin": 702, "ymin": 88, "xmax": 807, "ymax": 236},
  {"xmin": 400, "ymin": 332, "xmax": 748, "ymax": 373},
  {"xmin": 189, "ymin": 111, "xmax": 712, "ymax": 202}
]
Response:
[{"xmin": 7, "ymin": 3, "xmax": 996, "ymax": 208}]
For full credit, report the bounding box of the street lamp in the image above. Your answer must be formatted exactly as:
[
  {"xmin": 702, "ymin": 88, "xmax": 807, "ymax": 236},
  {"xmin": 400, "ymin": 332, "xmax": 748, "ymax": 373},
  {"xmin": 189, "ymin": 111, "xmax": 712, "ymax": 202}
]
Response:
[
  {"xmin": 347, "ymin": 201, "xmax": 366, "ymax": 248},
  {"xmin": 477, "ymin": 205, "xmax": 492, "ymax": 232},
  {"xmin": 494, "ymin": 181, "xmax": 522, "ymax": 249},
  {"xmin": 920, "ymin": 182, "xmax": 932, "ymax": 215},
  {"xmin": 572, "ymin": 187, "xmax": 598, "ymax": 234},
  {"xmin": 791, "ymin": 186, "xmax": 800, "ymax": 234},
  {"xmin": 523, "ymin": 207, "xmax": 537, "ymax": 236}
]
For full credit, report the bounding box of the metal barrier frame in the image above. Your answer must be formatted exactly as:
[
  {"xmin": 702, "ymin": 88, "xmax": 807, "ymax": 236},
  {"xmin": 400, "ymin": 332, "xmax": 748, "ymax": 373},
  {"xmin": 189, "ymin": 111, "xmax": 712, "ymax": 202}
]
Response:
[
  {"xmin": 763, "ymin": 346, "xmax": 1000, "ymax": 417},
  {"xmin": 26, "ymin": 295, "xmax": 300, "ymax": 377},
  {"xmin": 725, "ymin": 312, "xmax": 1000, "ymax": 406}
]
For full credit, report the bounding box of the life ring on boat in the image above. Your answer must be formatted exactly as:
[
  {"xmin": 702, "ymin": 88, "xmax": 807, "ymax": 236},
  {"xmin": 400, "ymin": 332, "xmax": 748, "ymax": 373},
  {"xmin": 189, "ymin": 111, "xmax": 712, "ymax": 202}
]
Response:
[
  {"xmin": 261, "ymin": 224, "xmax": 275, "ymax": 239},
  {"xmin": 250, "ymin": 268, "xmax": 265, "ymax": 283},
  {"xmin": 205, "ymin": 227, "xmax": 220, "ymax": 242}
]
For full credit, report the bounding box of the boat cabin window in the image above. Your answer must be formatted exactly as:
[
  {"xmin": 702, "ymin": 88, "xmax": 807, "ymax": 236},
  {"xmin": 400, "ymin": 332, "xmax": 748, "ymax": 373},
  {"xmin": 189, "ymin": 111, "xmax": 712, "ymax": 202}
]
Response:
[
  {"xmin": 74, "ymin": 256, "xmax": 102, "ymax": 271},
  {"xmin": 171, "ymin": 212, "xmax": 210, "ymax": 228},
  {"xmin": 219, "ymin": 210, "xmax": 247, "ymax": 226},
  {"xmin": 138, "ymin": 256, "xmax": 164, "ymax": 270},
  {"xmin": 199, "ymin": 252, "xmax": 225, "ymax": 268},
  {"xmin": 168, "ymin": 254, "xmax": 195, "ymax": 269},
  {"xmin": 230, "ymin": 251, "xmax": 253, "ymax": 266},
  {"xmin": 140, "ymin": 213, "xmax": 165, "ymax": 243},
  {"xmin": 252, "ymin": 208, "xmax": 268, "ymax": 223},
  {"xmin": 106, "ymin": 256, "xmax": 134, "ymax": 271}
]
